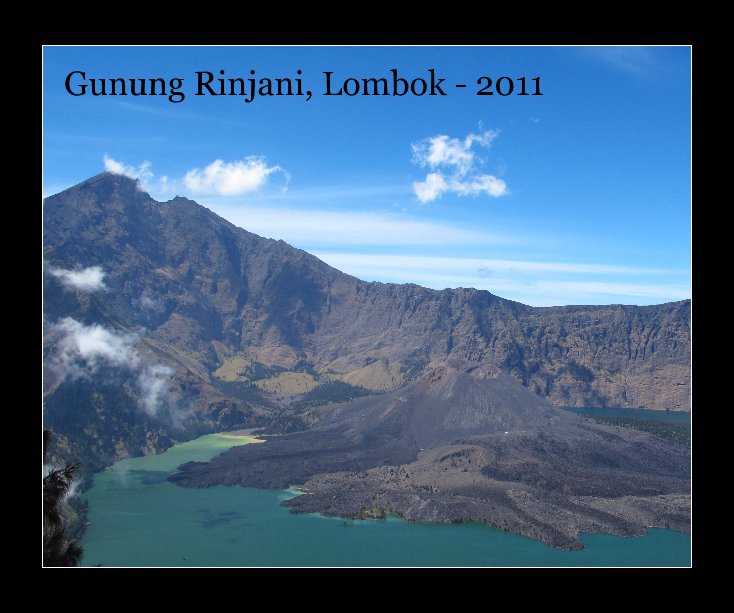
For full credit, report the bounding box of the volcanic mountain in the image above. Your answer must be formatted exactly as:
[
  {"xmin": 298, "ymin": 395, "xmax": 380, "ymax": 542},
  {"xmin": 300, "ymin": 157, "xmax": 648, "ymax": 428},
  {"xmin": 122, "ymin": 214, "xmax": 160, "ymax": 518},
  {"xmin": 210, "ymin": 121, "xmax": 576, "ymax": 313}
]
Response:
[
  {"xmin": 42, "ymin": 172, "xmax": 691, "ymax": 546},
  {"xmin": 171, "ymin": 359, "xmax": 689, "ymax": 549}
]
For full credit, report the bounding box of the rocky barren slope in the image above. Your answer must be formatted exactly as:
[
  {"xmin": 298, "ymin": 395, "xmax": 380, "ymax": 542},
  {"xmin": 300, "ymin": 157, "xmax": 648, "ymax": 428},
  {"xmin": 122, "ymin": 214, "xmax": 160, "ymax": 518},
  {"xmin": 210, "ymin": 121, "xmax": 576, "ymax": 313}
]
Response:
[{"xmin": 172, "ymin": 360, "xmax": 689, "ymax": 549}]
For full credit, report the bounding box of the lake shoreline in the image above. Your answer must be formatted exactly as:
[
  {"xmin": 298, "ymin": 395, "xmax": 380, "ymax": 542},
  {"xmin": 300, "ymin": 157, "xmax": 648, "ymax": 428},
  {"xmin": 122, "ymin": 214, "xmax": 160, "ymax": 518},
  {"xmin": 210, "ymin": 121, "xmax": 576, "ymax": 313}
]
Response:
[{"xmin": 80, "ymin": 432, "xmax": 691, "ymax": 567}]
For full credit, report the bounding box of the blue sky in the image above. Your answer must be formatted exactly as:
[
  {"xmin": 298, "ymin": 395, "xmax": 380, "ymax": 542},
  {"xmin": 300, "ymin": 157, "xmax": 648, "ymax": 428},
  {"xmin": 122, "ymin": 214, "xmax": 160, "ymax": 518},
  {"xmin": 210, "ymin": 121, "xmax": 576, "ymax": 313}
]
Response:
[{"xmin": 43, "ymin": 45, "xmax": 691, "ymax": 307}]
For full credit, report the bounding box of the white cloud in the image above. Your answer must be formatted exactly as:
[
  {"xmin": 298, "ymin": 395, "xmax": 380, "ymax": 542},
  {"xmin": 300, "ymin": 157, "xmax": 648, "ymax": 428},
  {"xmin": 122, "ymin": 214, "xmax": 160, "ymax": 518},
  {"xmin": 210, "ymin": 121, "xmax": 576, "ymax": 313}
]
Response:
[
  {"xmin": 50, "ymin": 318, "xmax": 175, "ymax": 417},
  {"xmin": 48, "ymin": 265, "xmax": 106, "ymax": 292},
  {"xmin": 413, "ymin": 173, "xmax": 509, "ymax": 202},
  {"xmin": 102, "ymin": 154, "xmax": 287, "ymax": 200},
  {"xmin": 412, "ymin": 172, "xmax": 447, "ymax": 203},
  {"xmin": 458, "ymin": 175, "xmax": 508, "ymax": 198},
  {"xmin": 184, "ymin": 156, "xmax": 285, "ymax": 196},
  {"xmin": 103, "ymin": 155, "xmax": 177, "ymax": 198},
  {"xmin": 412, "ymin": 130, "xmax": 498, "ymax": 176},
  {"xmin": 53, "ymin": 318, "xmax": 140, "ymax": 378},
  {"xmin": 138, "ymin": 364, "xmax": 175, "ymax": 417},
  {"xmin": 413, "ymin": 135, "xmax": 473, "ymax": 175},
  {"xmin": 104, "ymin": 154, "xmax": 154, "ymax": 185},
  {"xmin": 410, "ymin": 128, "xmax": 508, "ymax": 202}
]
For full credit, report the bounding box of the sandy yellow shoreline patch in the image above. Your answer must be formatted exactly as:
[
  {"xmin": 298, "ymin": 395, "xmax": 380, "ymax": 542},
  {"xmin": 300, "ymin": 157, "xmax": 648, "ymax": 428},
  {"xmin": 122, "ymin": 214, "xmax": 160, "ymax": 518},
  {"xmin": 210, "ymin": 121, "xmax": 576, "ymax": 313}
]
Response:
[
  {"xmin": 102, "ymin": 433, "xmax": 263, "ymax": 474},
  {"xmin": 216, "ymin": 434, "xmax": 265, "ymax": 444}
]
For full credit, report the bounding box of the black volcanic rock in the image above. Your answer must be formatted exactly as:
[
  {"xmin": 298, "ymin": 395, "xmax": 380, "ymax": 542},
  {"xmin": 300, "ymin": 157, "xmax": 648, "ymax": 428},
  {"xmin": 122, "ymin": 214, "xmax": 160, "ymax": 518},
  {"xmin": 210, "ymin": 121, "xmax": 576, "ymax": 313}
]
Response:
[
  {"xmin": 170, "ymin": 361, "xmax": 690, "ymax": 549},
  {"xmin": 169, "ymin": 361, "xmax": 577, "ymax": 489}
]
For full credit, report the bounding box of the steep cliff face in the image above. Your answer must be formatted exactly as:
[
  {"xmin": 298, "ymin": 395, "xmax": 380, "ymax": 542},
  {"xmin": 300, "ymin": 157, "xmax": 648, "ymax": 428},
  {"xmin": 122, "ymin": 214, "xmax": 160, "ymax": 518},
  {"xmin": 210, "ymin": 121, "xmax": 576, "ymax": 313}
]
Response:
[
  {"xmin": 307, "ymin": 283, "xmax": 690, "ymax": 410},
  {"xmin": 43, "ymin": 173, "xmax": 690, "ymax": 468}
]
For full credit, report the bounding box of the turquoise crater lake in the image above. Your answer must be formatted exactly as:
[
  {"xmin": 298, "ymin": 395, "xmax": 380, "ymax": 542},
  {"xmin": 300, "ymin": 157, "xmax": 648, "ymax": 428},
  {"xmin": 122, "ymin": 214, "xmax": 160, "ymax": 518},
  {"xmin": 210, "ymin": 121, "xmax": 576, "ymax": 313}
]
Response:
[{"xmin": 80, "ymin": 432, "xmax": 690, "ymax": 567}]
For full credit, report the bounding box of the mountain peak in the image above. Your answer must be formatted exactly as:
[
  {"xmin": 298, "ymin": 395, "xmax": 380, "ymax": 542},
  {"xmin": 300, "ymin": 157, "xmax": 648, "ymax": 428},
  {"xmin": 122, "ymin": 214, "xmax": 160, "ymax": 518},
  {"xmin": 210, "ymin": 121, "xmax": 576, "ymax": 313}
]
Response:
[
  {"xmin": 44, "ymin": 172, "xmax": 153, "ymax": 218},
  {"xmin": 58, "ymin": 171, "xmax": 143, "ymax": 196}
]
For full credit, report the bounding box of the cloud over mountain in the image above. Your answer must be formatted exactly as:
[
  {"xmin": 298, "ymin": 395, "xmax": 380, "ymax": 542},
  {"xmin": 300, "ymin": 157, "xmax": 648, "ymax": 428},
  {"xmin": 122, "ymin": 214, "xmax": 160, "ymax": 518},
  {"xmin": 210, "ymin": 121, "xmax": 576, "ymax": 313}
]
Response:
[
  {"xmin": 50, "ymin": 317, "xmax": 174, "ymax": 417},
  {"xmin": 49, "ymin": 265, "xmax": 107, "ymax": 292}
]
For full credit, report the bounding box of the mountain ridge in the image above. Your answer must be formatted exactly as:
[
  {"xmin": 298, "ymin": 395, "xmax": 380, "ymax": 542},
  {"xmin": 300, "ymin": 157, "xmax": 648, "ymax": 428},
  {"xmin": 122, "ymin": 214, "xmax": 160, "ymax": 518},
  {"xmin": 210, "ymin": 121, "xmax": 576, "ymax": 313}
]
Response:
[
  {"xmin": 43, "ymin": 173, "xmax": 690, "ymax": 474},
  {"xmin": 44, "ymin": 173, "xmax": 690, "ymax": 400}
]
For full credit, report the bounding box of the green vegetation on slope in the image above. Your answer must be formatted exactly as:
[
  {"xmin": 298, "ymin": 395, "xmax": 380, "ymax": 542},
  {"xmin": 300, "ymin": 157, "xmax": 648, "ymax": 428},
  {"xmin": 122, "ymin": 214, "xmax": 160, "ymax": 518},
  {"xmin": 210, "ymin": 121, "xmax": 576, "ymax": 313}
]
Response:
[
  {"xmin": 295, "ymin": 381, "xmax": 371, "ymax": 408},
  {"xmin": 585, "ymin": 415, "xmax": 691, "ymax": 446}
]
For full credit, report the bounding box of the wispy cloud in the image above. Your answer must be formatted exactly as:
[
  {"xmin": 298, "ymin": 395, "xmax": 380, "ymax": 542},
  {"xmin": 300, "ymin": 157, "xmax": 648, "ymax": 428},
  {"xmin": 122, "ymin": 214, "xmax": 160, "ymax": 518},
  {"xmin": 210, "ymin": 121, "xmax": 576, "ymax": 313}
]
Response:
[
  {"xmin": 50, "ymin": 318, "xmax": 175, "ymax": 417},
  {"xmin": 103, "ymin": 154, "xmax": 175, "ymax": 198},
  {"xmin": 187, "ymin": 182, "xmax": 413, "ymax": 213},
  {"xmin": 184, "ymin": 156, "xmax": 287, "ymax": 196},
  {"xmin": 207, "ymin": 203, "xmax": 514, "ymax": 248},
  {"xmin": 48, "ymin": 265, "xmax": 106, "ymax": 292},
  {"xmin": 311, "ymin": 252, "xmax": 690, "ymax": 306},
  {"xmin": 46, "ymin": 131, "xmax": 167, "ymax": 145},
  {"xmin": 411, "ymin": 128, "xmax": 508, "ymax": 203},
  {"xmin": 585, "ymin": 46, "xmax": 662, "ymax": 76},
  {"xmin": 138, "ymin": 364, "xmax": 175, "ymax": 417},
  {"xmin": 541, "ymin": 280, "xmax": 690, "ymax": 300},
  {"xmin": 114, "ymin": 100, "xmax": 245, "ymax": 125},
  {"xmin": 312, "ymin": 253, "xmax": 677, "ymax": 276},
  {"xmin": 104, "ymin": 154, "xmax": 154, "ymax": 184},
  {"xmin": 52, "ymin": 318, "xmax": 140, "ymax": 377}
]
